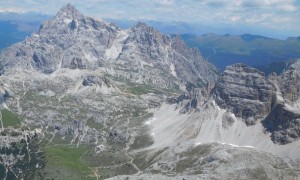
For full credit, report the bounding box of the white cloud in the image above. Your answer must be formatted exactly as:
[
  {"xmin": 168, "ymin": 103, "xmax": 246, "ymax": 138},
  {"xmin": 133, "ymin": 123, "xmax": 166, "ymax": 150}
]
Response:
[
  {"xmin": 241, "ymin": 0, "xmax": 298, "ymax": 11},
  {"xmin": 0, "ymin": 7, "xmax": 25, "ymax": 13},
  {"xmin": 156, "ymin": 0, "xmax": 174, "ymax": 5},
  {"xmin": 0, "ymin": 0, "xmax": 299, "ymax": 37},
  {"xmin": 230, "ymin": 16, "xmax": 241, "ymax": 22},
  {"xmin": 279, "ymin": 4, "xmax": 297, "ymax": 11}
]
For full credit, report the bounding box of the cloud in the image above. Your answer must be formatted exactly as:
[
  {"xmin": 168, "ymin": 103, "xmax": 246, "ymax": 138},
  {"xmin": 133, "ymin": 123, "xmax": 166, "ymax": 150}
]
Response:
[
  {"xmin": 230, "ymin": 16, "xmax": 241, "ymax": 22},
  {"xmin": 0, "ymin": 0, "xmax": 299, "ymax": 38},
  {"xmin": 155, "ymin": 0, "xmax": 174, "ymax": 5},
  {"xmin": 280, "ymin": 4, "xmax": 297, "ymax": 11},
  {"xmin": 241, "ymin": 0, "xmax": 298, "ymax": 11},
  {"xmin": 0, "ymin": 7, "xmax": 25, "ymax": 13}
]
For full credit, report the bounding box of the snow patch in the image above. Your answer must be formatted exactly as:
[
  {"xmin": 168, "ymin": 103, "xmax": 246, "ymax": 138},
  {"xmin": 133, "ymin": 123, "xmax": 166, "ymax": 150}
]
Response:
[
  {"xmin": 170, "ymin": 63, "xmax": 177, "ymax": 77},
  {"xmin": 63, "ymin": 17, "xmax": 72, "ymax": 24},
  {"xmin": 145, "ymin": 117, "xmax": 156, "ymax": 125}
]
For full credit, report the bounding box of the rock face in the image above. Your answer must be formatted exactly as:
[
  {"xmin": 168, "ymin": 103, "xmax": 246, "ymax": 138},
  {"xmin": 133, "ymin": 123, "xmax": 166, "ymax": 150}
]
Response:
[
  {"xmin": 0, "ymin": 3, "xmax": 299, "ymax": 180},
  {"xmin": 277, "ymin": 61, "xmax": 300, "ymax": 103},
  {"xmin": 262, "ymin": 60, "xmax": 300, "ymax": 144},
  {"xmin": 263, "ymin": 103, "xmax": 300, "ymax": 144},
  {"xmin": 210, "ymin": 62, "xmax": 300, "ymax": 144},
  {"xmin": 0, "ymin": 4, "xmax": 119, "ymax": 73},
  {"xmin": 214, "ymin": 64, "xmax": 275, "ymax": 125},
  {"xmin": 82, "ymin": 76, "xmax": 112, "ymax": 87},
  {"xmin": 0, "ymin": 4, "xmax": 218, "ymax": 89},
  {"xmin": 202, "ymin": 62, "xmax": 300, "ymax": 144}
]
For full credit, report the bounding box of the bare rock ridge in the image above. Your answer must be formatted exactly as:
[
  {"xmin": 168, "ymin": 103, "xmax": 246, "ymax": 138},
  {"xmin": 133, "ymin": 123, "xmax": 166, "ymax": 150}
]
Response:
[
  {"xmin": 0, "ymin": 3, "xmax": 299, "ymax": 179},
  {"xmin": 0, "ymin": 4, "xmax": 218, "ymax": 89}
]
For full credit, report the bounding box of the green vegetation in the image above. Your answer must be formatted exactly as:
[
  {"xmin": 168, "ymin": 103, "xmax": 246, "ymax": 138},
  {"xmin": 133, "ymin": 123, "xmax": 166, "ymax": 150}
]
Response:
[
  {"xmin": 112, "ymin": 78, "xmax": 181, "ymax": 96},
  {"xmin": 246, "ymin": 168, "xmax": 268, "ymax": 180},
  {"xmin": 83, "ymin": 150, "xmax": 130, "ymax": 167},
  {"xmin": 175, "ymin": 157, "xmax": 199, "ymax": 174},
  {"xmin": 179, "ymin": 144, "xmax": 212, "ymax": 158},
  {"xmin": 0, "ymin": 134, "xmax": 45, "ymax": 179},
  {"xmin": 96, "ymin": 163, "xmax": 138, "ymax": 179},
  {"xmin": 174, "ymin": 145, "xmax": 213, "ymax": 174},
  {"xmin": 126, "ymin": 83, "xmax": 164, "ymax": 95},
  {"xmin": 43, "ymin": 145, "xmax": 93, "ymax": 180},
  {"xmin": 133, "ymin": 148, "xmax": 168, "ymax": 170},
  {"xmin": 129, "ymin": 134, "xmax": 154, "ymax": 150},
  {"xmin": 87, "ymin": 117, "xmax": 104, "ymax": 130},
  {"xmin": 1, "ymin": 109, "xmax": 21, "ymax": 128},
  {"xmin": 23, "ymin": 91, "xmax": 48, "ymax": 103},
  {"xmin": 50, "ymin": 134, "xmax": 75, "ymax": 145}
]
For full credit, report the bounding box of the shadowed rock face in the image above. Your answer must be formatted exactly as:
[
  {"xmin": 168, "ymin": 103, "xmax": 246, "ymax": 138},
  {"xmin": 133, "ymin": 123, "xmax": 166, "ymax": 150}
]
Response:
[
  {"xmin": 263, "ymin": 103, "xmax": 300, "ymax": 144},
  {"xmin": 82, "ymin": 76, "xmax": 112, "ymax": 87},
  {"xmin": 214, "ymin": 64, "xmax": 275, "ymax": 125},
  {"xmin": 261, "ymin": 60, "xmax": 300, "ymax": 144}
]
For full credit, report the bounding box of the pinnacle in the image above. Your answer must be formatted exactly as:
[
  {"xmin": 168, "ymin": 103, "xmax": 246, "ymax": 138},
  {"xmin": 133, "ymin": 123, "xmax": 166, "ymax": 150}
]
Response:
[
  {"xmin": 56, "ymin": 3, "xmax": 83, "ymax": 19},
  {"xmin": 60, "ymin": 3, "xmax": 77, "ymax": 12}
]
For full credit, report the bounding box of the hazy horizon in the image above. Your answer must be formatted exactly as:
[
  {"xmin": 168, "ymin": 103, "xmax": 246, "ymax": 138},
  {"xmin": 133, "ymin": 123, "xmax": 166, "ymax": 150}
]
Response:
[{"xmin": 0, "ymin": 0, "xmax": 299, "ymax": 39}]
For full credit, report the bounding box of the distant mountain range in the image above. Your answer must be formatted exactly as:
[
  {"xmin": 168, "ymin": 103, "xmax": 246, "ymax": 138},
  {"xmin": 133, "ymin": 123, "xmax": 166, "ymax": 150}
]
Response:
[{"xmin": 182, "ymin": 34, "xmax": 300, "ymax": 73}]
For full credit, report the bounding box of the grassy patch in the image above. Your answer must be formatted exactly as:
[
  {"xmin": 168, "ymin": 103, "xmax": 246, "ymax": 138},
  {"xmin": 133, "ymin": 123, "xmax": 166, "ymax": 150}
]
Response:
[
  {"xmin": 127, "ymin": 84, "xmax": 163, "ymax": 95},
  {"xmin": 129, "ymin": 134, "xmax": 154, "ymax": 150},
  {"xmin": 83, "ymin": 150, "xmax": 131, "ymax": 167},
  {"xmin": 175, "ymin": 157, "xmax": 199, "ymax": 174},
  {"xmin": 43, "ymin": 145, "xmax": 93, "ymax": 180},
  {"xmin": 96, "ymin": 163, "xmax": 138, "ymax": 179},
  {"xmin": 87, "ymin": 117, "xmax": 104, "ymax": 130},
  {"xmin": 124, "ymin": 82, "xmax": 181, "ymax": 96},
  {"xmin": 246, "ymin": 167, "xmax": 268, "ymax": 180},
  {"xmin": 1, "ymin": 109, "xmax": 21, "ymax": 128},
  {"xmin": 133, "ymin": 148, "xmax": 168, "ymax": 170},
  {"xmin": 179, "ymin": 144, "xmax": 212, "ymax": 158},
  {"xmin": 22, "ymin": 91, "xmax": 48, "ymax": 103}
]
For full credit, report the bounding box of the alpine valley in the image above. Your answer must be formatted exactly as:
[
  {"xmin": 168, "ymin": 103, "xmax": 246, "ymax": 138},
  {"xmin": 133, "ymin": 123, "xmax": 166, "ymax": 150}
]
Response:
[{"xmin": 0, "ymin": 4, "xmax": 299, "ymax": 180}]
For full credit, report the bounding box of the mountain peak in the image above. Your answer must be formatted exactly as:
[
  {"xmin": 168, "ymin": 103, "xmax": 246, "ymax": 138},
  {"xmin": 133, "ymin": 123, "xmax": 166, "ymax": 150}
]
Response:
[
  {"xmin": 133, "ymin": 22, "xmax": 157, "ymax": 32},
  {"xmin": 55, "ymin": 3, "xmax": 83, "ymax": 20},
  {"xmin": 59, "ymin": 3, "xmax": 77, "ymax": 12},
  {"xmin": 38, "ymin": 3, "xmax": 86, "ymax": 34},
  {"xmin": 134, "ymin": 22, "xmax": 149, "ymax": 28}
]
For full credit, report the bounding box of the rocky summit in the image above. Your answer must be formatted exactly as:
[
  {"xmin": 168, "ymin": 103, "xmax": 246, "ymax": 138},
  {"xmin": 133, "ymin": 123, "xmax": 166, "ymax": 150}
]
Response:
[
  {"xmin": 0, "ymin": 4, "xmax": 299, "ymax": 180},
  {"xmin": 0, "ymin": 3, "xmax": 217, "ymax": 89}
]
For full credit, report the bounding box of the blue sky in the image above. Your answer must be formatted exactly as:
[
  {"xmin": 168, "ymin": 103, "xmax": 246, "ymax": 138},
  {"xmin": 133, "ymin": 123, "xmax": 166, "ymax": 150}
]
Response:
[{"xmin": 0, "ymin": 0, "xmax": 299, "ymax": 38}]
